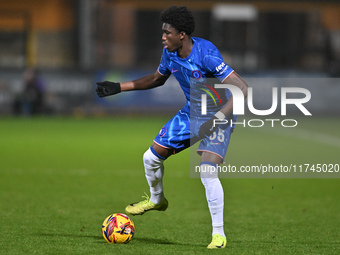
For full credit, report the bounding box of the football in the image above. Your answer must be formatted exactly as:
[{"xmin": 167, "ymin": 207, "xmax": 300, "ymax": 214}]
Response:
[{"xmin": 102, "ymin": 213, "xmax": 135, "ymax": 244}]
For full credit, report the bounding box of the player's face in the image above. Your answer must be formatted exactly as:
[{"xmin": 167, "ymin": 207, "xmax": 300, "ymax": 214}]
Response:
[{"xmin": 162, "ymin": 23, "xmax": 183, "ymax": 52}]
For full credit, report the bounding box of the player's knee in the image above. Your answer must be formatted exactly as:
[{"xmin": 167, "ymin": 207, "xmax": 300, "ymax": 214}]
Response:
[
  {"xmin": 200, "ymin": 162, "xmax": 219, "ymax": 186},
  {"xmin": 201, "ymin": 176, "xmax": 219, "ymax": 188},
  {"xmin": 143, "ymin": 147, "xmax": 164, "ymax": 168},
  {"xmin": 202, "ymin": 175, "xmax": 220, "ymax": 183},
  {"xmin": 143, "ymin": 149, "xmax": 153, "ymax": 167}
]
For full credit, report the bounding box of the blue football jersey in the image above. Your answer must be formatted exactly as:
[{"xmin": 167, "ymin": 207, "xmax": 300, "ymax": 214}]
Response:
[
  {"xmin": 157, "ymin": 37, "xmax": 234, "ymax": 103},
  {"xmin": 154, "ymin": 38, "xmax": 236, "ymax": 156}
]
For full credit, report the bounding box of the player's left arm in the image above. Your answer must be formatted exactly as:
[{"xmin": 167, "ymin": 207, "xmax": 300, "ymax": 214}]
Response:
[
  {"xmin": 218, "ymin": 71, "xmax": 248, "ymax": 117},
  {"xmin": 198, "ymin": 71, "xmax": 248, "ymax": 138}
]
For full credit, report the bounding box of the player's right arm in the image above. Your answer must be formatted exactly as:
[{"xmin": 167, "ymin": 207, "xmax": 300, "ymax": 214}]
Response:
[
  {"xmin": 120, "ymin": 71, "xmax": 169, "ymax": 91},
  {"xmin": 96, "ymin": 71, "xmax": 169, "ymax": 98}
]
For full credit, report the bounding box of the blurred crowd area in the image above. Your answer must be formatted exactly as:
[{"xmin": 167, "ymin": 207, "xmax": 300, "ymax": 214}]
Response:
[{"xmin": 0, "ymin": 0, "xmax": 340, "ymax": 116}]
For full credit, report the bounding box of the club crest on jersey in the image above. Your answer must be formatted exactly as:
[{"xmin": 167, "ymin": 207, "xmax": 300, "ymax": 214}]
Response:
[
  {"xmin": 159, "ymin": 127, "xmax": 167, "ymax": 137},
  {"xmin": 192, "ymin": 70, "xmax": 201, "ymax": 79}
]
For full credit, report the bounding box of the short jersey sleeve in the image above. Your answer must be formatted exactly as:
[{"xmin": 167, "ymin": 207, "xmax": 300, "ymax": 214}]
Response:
[
  {"xmin": 203, "ymin": 43, "xmax": 234, "ymax": 82},
  {"xmin": 157, "ymin": 48, "xmax": 172, "ymax": 76}
]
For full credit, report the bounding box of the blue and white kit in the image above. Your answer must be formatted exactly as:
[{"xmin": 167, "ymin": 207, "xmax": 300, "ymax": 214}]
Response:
[{"xmin": 154, "ymin": 37, "xmax": 236, "ymax": 161}]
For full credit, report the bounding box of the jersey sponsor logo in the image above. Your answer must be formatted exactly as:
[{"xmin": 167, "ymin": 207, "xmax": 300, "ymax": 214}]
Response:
[
  {"xmin": 192, "ymin": 70, "xmax": 201, "ymax": 79},
  {"xmin": 159, "ymin": 127, "xmax": 167, "ymax": 137},
  {"xmin": 171, "ymin": 68, "xmax": 178, "ymax": 73},
  {"xmin": 215, "ymin": 62, "xmax": 227, "ymax": 74}
]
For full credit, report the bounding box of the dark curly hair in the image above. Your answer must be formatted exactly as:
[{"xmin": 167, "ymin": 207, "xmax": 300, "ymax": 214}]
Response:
[{"xmin": 160, "ymin": 6, "xmax": 195, "ymax": 35}]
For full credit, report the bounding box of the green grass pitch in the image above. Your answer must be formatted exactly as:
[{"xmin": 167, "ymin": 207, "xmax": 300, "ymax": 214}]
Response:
[{"xmin": 0, "ymin": 116, "xmax": 339, "ymax": 254}]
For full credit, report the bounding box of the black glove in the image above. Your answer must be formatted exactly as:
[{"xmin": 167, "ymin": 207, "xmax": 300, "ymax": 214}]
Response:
[
  {"xmin": 96, "ymin": 81, "xmax": 121, "ymax": 97},
  {"xmin": 198, "ymin": 111, "xmax": 226, "ymax": 139}
]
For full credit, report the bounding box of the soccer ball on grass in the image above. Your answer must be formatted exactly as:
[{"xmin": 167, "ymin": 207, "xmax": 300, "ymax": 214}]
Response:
[{"xmin": 102, "ymin": 213, "xmax": 135, "ymax": 243}]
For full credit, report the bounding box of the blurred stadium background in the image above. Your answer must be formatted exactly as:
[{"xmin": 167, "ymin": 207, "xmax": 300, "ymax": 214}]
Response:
[
  {"xmin": 0, "ymin": 0, "xmax": 340, "ymax": 116},
  {"xmin": 1, "ymin": 2, "xmax": 339, "ymax": 254}
]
